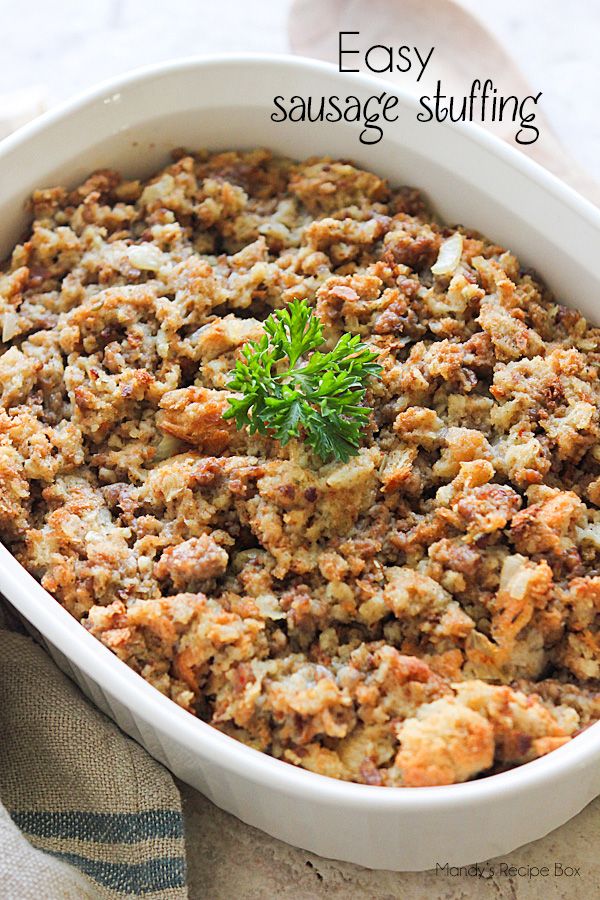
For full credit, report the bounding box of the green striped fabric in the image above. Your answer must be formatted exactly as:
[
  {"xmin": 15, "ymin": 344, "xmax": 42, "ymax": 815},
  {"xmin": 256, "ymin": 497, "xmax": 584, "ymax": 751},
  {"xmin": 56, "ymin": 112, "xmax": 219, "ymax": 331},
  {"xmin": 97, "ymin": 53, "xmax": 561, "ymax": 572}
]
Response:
[{"xmin": 0, "ymin": 624, "xmax": 188, "ymax": 899}]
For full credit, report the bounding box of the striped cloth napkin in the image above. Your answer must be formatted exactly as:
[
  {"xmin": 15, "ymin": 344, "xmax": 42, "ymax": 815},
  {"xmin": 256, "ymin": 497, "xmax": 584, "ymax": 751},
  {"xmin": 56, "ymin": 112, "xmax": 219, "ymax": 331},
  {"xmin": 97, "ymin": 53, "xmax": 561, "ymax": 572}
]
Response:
[{"xmin": 0, "ymin": 607, "xmax": 188, "ymax": 899}]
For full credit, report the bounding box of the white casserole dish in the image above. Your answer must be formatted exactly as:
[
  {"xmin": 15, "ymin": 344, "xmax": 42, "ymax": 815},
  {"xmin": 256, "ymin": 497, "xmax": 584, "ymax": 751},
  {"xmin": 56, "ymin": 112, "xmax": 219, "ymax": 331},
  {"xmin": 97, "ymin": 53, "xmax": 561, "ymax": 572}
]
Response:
[{"xmin": 1, "ymin": 55, "xmax": 600, "ymax": 872}]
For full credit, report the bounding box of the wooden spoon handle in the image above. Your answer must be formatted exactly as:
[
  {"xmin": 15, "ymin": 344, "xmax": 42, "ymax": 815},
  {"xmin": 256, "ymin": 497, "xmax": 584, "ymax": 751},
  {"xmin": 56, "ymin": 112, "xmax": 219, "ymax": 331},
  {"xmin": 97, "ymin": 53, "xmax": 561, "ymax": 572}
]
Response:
[{"xmin": 522, "ymin": 125, "xmax": 600, "ymax": 206}]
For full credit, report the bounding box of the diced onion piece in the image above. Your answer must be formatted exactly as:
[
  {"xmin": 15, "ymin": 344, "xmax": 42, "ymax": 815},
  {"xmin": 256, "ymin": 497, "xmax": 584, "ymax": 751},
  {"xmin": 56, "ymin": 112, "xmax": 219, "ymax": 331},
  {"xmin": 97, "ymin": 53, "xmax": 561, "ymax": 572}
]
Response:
[
  {"xmin": 577, "ymin": 522, "xmax": 600, "ymax": 550},
  {"xmin": 2, "ymin": 310, "xmax": 20, "ymax": 342},
  {"xmin": 431, "ymin": 232, "xmax": 463, "ymax": 276},
  {"xmin": 255, "ymin": 592, "xmax": 286, "ymax": 620},
  {"xmin": 140, "ymin": 173, "xmax": 175, "ymax": 206},
  {"xmin": 128, "ymin": 243, "xmax": 165, "ymax": 271},
  {"xmin": 154, "ymin": 433, "xmax": 183, "ymax": 460}
]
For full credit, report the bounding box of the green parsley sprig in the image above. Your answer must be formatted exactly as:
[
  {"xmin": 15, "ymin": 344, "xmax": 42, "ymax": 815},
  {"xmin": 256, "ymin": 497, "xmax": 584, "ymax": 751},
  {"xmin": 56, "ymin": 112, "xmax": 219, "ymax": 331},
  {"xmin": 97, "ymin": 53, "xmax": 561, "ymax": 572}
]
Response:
[{"xmin": 223, "ymin": 299, "xmax": 382, "ymax": 463}]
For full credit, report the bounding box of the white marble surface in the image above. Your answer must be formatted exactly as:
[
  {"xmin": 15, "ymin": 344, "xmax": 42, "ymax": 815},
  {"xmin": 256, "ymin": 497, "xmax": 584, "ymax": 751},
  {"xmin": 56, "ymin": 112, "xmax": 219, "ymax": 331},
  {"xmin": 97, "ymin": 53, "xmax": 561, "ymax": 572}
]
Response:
[{"xmin": 1, "ymin": 2, "xmax": 599, "ymax": 895}]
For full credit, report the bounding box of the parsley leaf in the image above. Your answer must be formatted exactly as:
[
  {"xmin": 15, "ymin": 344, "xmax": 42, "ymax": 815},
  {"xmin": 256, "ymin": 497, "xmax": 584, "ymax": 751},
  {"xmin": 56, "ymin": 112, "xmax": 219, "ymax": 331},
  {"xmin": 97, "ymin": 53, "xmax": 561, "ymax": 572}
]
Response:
[{"xmin": 224, "ymin": 299, "xmax": 382, "ymax": 463}]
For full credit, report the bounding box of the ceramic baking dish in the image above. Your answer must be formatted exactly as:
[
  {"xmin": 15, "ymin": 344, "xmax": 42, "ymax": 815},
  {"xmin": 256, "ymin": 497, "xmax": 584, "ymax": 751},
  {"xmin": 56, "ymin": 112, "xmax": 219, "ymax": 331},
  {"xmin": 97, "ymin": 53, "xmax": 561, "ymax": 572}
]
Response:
[{"xmin": 1, "ymin": 55, "xmax": 600, "ymax": 872}]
